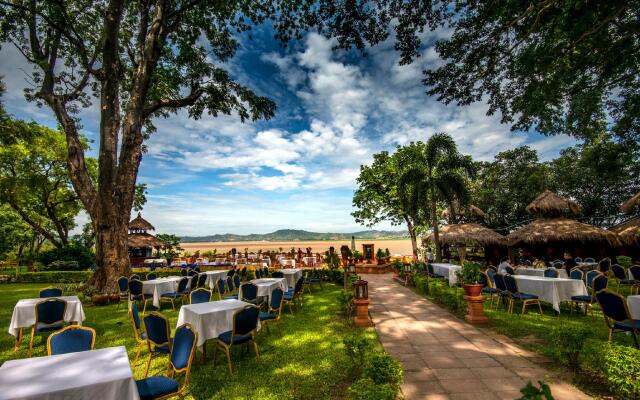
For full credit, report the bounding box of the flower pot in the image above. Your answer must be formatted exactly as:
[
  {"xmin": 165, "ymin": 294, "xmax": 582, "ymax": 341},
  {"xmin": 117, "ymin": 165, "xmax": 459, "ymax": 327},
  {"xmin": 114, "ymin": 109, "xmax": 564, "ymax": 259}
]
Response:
[
  {"xmin": 463, "ymin": 283, "xmax": 483, "ymax": 297},
  {"xmin": 462, "ymin": 284, "xmax": 488, "ymax": 324},
  {"xmin": 91, "ymin": 294, "xmax": 110, "ymax": 306}
]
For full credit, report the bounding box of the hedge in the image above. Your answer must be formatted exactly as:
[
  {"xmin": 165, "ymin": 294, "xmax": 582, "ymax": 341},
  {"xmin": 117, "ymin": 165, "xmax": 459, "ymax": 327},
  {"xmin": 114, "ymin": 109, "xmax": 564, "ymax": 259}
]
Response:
[{"xmin": 10, "ymin": 271, "xmax": 94, "ymax": 283}]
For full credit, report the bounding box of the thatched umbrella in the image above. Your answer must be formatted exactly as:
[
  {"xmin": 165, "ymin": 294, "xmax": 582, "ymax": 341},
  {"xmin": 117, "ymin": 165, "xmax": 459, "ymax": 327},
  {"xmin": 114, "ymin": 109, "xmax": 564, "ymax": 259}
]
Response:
[
  {"xmin": 610, "ymin": 217, "xmax": 640, "ymax": 246},
  {"xmin": 525, "ymin": 190, "xmax": 581, "ymax": 216},
  {"xmin": 506, "ymin": 218, "xmax": 620, "ymax": 247},
  {"xmin": 621, "ymin": 192, "xmax": 640, "ymax": 214},
  {"xmin": 129, "ymin": 212, "xmax": 155, "ymax": 232},
  {"xmin": 428, "ymin": 223, "xmax": 505, "ymax": 264}
]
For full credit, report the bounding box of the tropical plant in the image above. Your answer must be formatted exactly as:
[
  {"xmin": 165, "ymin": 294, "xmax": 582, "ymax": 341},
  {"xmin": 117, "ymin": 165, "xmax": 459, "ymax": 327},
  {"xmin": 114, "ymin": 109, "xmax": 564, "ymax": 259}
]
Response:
[{"xmin": 455, "ymin": 262, "xmax": 482, "ymax": 285}]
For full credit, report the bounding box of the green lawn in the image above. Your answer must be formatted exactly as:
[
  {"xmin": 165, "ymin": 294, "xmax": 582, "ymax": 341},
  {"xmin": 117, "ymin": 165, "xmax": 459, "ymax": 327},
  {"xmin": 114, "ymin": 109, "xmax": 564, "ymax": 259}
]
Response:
[{"xmin": 1, "ymin": 283, "xmax": 378, "ymax": 400}]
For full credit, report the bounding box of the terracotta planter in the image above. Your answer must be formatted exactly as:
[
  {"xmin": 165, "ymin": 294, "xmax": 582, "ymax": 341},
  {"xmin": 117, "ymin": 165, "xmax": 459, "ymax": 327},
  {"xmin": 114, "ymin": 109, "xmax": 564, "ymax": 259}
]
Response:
[
  {"xmin": 91, "ymin": 294, "xmax": 110, "ymax": 306},
  {"xmin": 463, "ymin": 284, "xmax": 488, "ymax": 324}
]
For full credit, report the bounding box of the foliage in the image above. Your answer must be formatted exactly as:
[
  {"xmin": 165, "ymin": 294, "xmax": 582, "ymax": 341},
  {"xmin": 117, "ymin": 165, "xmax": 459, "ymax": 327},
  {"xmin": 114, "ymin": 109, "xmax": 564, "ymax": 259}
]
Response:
[
  {"xmin": 0, "ymin": 205, "xmax": 32, "ymax": 260},
  {"xmin": 156, "ymin": 233, "xmax": 183, "ymax": 259},
  {"xmin": 616, "ymin": 256, "xmax": 633, "ymax": 269},
  {"xmin": 343, "ymin": 335, "xmax": 370, "ymax": 373},
  {"xmin": 11, "ymin": 271, "xmax": 93, "ymax": 283},
  {"xmin": 324, "ymin": 250, "xmax": 341, "ymax": 269},
  {"xmin": 338, "ymin": 290, "xmax": 355, "ymax": 319},
  {"xmin": 391, "ymin": 259, "xmax": 403, "ymax": 271},
  {"xmin": 43, "ymin": 260, "xmax": 81, "ymax": 272},
  {"xmin": 456, "ymin": 262, "xmax": 482, "ymax": 285},
  {"xmin": 37, "ymin": 241, "xmax": 95, "ymax": 269},
  {"xmin": 549, "ymin": 325, "xmax": 591, "ymax": 371},
  {"xmin": 348, "ymin": 378, "xmax": 396, "ymax": 400},
  {"xmin": 363, "ymin": 352, "xmax": 404, "ymax": 389},
  {"xmin": 518, "ymin": 381, "xmax": 554, "ymax": 400},
  {"xmin": 588, "ymin": 341, "xmax": 640, "ymax": 399}
]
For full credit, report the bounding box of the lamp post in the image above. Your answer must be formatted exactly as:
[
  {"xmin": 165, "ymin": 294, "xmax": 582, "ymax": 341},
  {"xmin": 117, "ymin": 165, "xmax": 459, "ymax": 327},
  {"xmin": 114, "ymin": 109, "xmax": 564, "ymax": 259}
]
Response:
[{"xmin": 353, "ymin": 279, "xmax": 374, "ymax": 327}]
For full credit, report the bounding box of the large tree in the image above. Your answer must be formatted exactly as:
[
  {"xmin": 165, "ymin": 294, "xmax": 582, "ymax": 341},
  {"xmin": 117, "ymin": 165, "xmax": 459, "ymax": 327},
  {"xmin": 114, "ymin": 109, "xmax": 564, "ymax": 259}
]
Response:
[{"xmin": 0, "ymin": 1, "xmax": 346, "ymax": 290}]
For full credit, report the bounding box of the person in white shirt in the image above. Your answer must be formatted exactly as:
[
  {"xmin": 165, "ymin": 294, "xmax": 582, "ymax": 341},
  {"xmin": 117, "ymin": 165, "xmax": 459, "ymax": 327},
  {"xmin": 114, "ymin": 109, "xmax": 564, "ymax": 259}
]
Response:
[
  {"xmin": 497, "ymin": 257, "xmax": 511, "ymax": 274},
  {"xmin": 426, "ymin": 248, "xmax": 434, "ymax": 263}
]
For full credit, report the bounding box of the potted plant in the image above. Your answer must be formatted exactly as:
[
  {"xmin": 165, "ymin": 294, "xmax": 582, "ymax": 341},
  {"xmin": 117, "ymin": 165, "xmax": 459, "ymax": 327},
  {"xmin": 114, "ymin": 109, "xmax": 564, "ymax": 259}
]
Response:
[
  {"xmin": 376, "ymin": 248, "xmax": 385, "ymax": 265},
  {"xmin": 391, "ymin": 259, "xmax": 402, "ymax": 278},
  {"xmin": 455, "ymin": 262, "xmax": 488, "ymax": 324}
]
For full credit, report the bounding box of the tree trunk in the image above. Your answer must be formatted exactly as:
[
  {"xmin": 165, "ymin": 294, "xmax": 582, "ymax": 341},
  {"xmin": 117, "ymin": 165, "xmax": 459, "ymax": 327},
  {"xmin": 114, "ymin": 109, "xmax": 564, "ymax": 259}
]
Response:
[
  {"xmin": 89, "ymin": 218, "xmax": 131, "ymax": 292},
  {"xmin": 406, "ymin": 218, "xmax": 418, "ymax": 257},
  {"xmin": 430, "ymin": 199, "xmax": 442, "ymax": 262}
]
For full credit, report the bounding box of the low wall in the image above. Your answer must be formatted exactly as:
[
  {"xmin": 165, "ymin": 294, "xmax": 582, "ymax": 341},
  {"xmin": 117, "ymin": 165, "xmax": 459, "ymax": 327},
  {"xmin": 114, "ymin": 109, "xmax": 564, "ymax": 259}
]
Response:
[{"xmin": 355, "ymin": 263, "xmax": 389, "ymax": 274}]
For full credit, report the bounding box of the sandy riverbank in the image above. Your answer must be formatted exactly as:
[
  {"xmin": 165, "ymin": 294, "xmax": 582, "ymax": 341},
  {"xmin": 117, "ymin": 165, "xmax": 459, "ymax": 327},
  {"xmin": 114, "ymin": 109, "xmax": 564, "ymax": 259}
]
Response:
[{"xmin": 181, "ymin": 239, "xmax": 414, "ymax": 255}]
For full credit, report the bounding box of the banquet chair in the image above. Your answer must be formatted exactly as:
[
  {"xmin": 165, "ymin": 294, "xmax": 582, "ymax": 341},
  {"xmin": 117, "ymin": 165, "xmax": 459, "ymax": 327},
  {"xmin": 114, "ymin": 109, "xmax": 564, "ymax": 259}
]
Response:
[
  {"xmin": 272, "ymin": 271, "xmax": 284, "ymax": 278},
  {"xmin": 189, "ymin": 289, "xmax": 211, "ymax": 304},
  {"xmin": 143, "ymin": 312, "xmax": 173, "ymax": 377},
  {"xmin": 240, "ymin": 267, "xmax": 247, "ymax": 280},
  {"xmin": 129, "ymin": 301, "xmax": 147, "ymax": 365},
  {"xmin": 571, "ymin": 273, "xmax": 607, "ymax": 319},
  {"xmin": 492, "ymin": 274, "xmax": 510, "ymax": 310},
  {"xmin": 599, "ymin": 258, "xmax": 611, "ymax": 275},
  {"xmin": 239, "ymin": 283, "xmax": 260, "ymax": 305},
  {"xmin": 136, "ymin": 324, "xmax": 197, "ymax": 400},
  {"xmin": 180, "ymin": 268, "xmax": 188, "ymax": 276},
  {"xmin": 610, "ymin": 264, "xmax": 634, "ymax": 293},
  {"xmin": 129, "ymin": 279, "xmax": 154, "ymax": 313},
  {"xmin": 233, "ymin": 274, "xmax": 241, "ymax": 291},
  {"xmin": 427, "ymin": 264, "xmax": 444, "ymax": 279},
  {"xmin": 130, "ymin": 274, "xmax": 141, "ymax": 280},
  {"xmin": 504, "ymin": 266, "xmax": 515, "ymax": 275},
  {"xmin": 214, "ymin": 306, "xmax": 260, "ymax": 373},
  {"xmin": 503, "ymin": 274, "xmax": 543, "ymax": 316},
  {"xmin": 284, "ymin": 278, "xmax": 304, "ymax": 313},
  {"xmin": 569, "ymin": 268, "xmax": 584, "ymax": 281},
  {"xmin": 194, "ymin": 267, "xmax": 201, "ymax": 273},
  {"xmin": 255, "ymin": 269, "xmax": 263, "ymax": 279},
  {"xmin": 117, "ymin": 276, "xmax": 129, "ymax": 309},
  {"xmin": 263, "ymin": 266, "xmax": 269, "ymax": 277},
  {"xmin": 187, "ymin": 269, "xmax": 198, "ymax": 277},
  {"xmin": 227, "ymin": 276, "xmax": 235, "ymax": 293},
  {"xmin": 480, "ymin": 271, "xmax": 498, "ymax": 308},
  {"xmin": 630, "ymin": 265, "xmax": 640, "ymax": 295},
  {"xmin": 260, "ymin": 288, "xmax": 284, "ymax": 333},
  {"xmin": 574, "ymin": 257, "xmax": 583, "ymax": 263},
  {"xmin": 147, "ymin": 273, "xmax": 157, "ymax": 281},
  {"xmin": 188, "ymin": 274, "xmax": 199, "ymax": 292},
  {"xmin": 544, "ymin": 268, "xmax": 558, "ymax": 278},
  {"xmin": 39, "ymin": 287, "xmax": 63, "ymax": 298},
  {"xmin": 197, "ymin": 273, "xmax": 207, "ymax": 288},
  {"xmin": 47, "ymin": 325, "xmax": 96, "ymax": 355},
  {"xmin": 584, "ymin": 257, "xmax": 596, "ymax": 263},
  {"xmin": 595, "ymin": 290, "xmax": 639, "ymax": 348},
  {"xmin": 29, "ymin": 298, "xmax": 67, "ymax": 356},
  {"xmin": 309, "ymin": 269, "xmax": 323, "ymax": 289},
  {"xmin": 552, "ymin": 262, "xmax": 563, "ymax": 270},
  {"xmin": 160, "ymin": 278, "xmax": 189, "ymax": 310}
]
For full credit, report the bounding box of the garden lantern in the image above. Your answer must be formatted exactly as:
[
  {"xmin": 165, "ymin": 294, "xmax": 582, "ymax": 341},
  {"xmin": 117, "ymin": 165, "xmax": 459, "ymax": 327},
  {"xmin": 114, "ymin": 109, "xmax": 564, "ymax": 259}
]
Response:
[
  {"xmin": 348, "ymin": 262, "xmax": 356, "ymax": 274},
  {"xmin": 352, "ymin": 279, "xmax": 373, "ymax": 327}
]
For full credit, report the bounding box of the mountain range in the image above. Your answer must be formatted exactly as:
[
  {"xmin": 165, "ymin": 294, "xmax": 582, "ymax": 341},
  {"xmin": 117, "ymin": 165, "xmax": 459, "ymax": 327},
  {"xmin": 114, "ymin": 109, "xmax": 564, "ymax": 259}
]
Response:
[{"xmin": 180, "ymin": 229, "xmax": 409, "ymax": 242}]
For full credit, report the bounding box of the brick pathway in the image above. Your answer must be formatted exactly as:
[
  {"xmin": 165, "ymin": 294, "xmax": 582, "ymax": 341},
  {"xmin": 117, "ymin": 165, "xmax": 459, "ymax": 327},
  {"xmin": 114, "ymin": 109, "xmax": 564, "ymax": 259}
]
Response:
[{"xmin": 363, "ymin": 274, "xmax": 592, "ymax": 400}]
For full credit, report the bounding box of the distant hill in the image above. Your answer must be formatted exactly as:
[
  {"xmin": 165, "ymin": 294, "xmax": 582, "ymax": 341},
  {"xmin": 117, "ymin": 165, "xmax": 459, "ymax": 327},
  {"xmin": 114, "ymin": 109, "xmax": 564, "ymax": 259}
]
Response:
[{"xmin": 180, "ymin": 229, "xmax": 409, "ymax": 242}]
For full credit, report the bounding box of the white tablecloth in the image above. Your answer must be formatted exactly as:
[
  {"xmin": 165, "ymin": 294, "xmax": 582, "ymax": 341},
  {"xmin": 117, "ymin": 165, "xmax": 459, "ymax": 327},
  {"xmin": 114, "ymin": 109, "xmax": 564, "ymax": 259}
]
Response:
[
  {"xmin": 302, "ymin": 257, "xmax": 317, "ymax": 267},
  {"xmin": 280, "ymin": 259, "xmax": 296, "ymax": 267},
  {"xmin": 281, "ymin": 269, "xmax": 303, "ymax": 288},
  {"xmin": 0, "ymin": 346, "xmax": 139, "ymax": 400},
  {"xmin": 628, "ymin": 296, "xmax": 640, "ymax": 320},
  {"xmin": 240, "ymin": 278, "xmax": 288, "ymax": 302},
  {"xmin": 513, "ymin": 276, "xmax": 587, "ymax": 313},
  {"xmin": 177, "ymin": 300, "xmax": 258, "ymax": 347},
  {"xmin": 516, "ymin": 267, "xmax": 568, "ymax": 279},
  {"xmin": 9, "ymin": 296, "xmax": 85, "ymax": 337},
  {"xmin": 143, "ymin": 278, "xmax": 179, "ymax": 308},
  {"xmin": 431, "ymin": 263, "xmax": 462, "ymax": 286},
  {"xmin": 577, "ymin": 262, "xmax": 598, "ymax": 270},
  {"xmin": 203, "ymin": 270, "xmax": 228, "ymax": 289}
]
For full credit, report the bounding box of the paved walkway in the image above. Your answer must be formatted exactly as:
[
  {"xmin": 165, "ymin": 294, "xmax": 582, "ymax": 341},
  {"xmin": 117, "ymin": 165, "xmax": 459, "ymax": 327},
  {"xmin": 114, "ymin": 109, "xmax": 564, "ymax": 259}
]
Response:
[{"xmin": 363, "ymin": 274, "xmax": 592, "ymax": 400}]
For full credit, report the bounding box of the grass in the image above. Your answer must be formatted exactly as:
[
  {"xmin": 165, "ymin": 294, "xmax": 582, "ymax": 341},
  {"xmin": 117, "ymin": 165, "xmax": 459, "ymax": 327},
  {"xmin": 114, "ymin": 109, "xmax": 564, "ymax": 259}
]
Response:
[{"xmin": 0, "ymin": 283, "xmax": 378, "ymax": 400}]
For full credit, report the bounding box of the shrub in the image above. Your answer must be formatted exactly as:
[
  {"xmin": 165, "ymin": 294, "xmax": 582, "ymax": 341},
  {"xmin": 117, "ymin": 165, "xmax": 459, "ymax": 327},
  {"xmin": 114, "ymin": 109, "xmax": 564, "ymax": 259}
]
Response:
[
  {"xmin": 46, "ymin": 260, "xmax": 80, "ymax": 271},
  {"xmin": 12, "ymin": 271, "xmax": 93, "ymax": 283},
  {"xmin": 38, "ymin": 242, "xmax": 95, "ymax": 269},
  {"xmin": 549, "ymin": 325, "xmax": 591, "ymax": 371},
  {"xmin": 338, "ymin": 290, "xmax": 355, "ymax": 319},
  {"xmin": 518, "ymin": 381, "xmax": 554, "ymax": 400},
  {"xmin": 616, "ymin": 255, "xmax": 633, "ymax": 268},
  {"xmin": 598, "ymin": 342, "xmax": 640, "ymax": 399},
  {"xmin": 364, "ymin": 352, "xmax": 403, "ymax": 389},
  {"xmin": 343, "ymin": 335, "xmax": 370, "ymax": 373},
  {"xmin": 348, "ymin": 378, "xmax": 396, "ymax": 400},
  {"xmin": 455, "ymin": 261, "xmax": 482, "ymax": 284}
]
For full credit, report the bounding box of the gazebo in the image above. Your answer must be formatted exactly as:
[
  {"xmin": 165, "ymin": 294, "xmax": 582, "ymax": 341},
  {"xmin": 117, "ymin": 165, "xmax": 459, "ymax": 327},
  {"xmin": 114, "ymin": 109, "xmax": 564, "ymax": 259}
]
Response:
[
  {"xmin": 506, "ymin": 191, "xmax": 620, "ymax": 259},
  {"xmin": 128, "ymin": 213, "xmax": 167, "ymax": 259},
  {"xmin": 428, "ymin": 223, "xmax": 505, "ymax": 264},
  {"xmin": 610, "ymin": 216, "xmax": 640, "ymax": 247}
]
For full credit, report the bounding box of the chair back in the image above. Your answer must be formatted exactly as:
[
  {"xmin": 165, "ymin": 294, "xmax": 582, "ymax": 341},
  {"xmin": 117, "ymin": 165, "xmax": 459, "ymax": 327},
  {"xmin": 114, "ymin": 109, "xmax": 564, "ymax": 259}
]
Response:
[
  {"xmin": 233, "ymin": 306, "xmax": 260, "ymax": 336},
  {"xmin": 177, "ymin": 277, "xmax": 189, "ymax": 293},
  {"xmin": 117, "ymin": 277, "xmax": 129, "ymax": 293},
  {"xmin": 227, "ymin": 269, "xmax": 236, "ymax": 277},
  {"xmin": 486, "ymin": 269, "xmax": 496, "ymax": 286},
  {"xmin": 503, "ymin": 274, "xmax": 519, "ymax": 294},
  {"xmin": 129, "ymin": 279, "xmax": 143, "ymax": 296},
  {"xmin": 190, "ymin": 288, "xmax": 211, "ymax": 304},
  {"xmin": 592, "ymin": 275, "xmax": 608, "ymax": 293},
  {"xmin": 241, "ymin": 283, "xmax": 258, "ymax": 300},
  {"xmin": 611, "ymin": 264, "xmax": 626, "ymax": 280},
  {"xmin": 217, "ymin": 277, "xmax": 226, "ymax": 296},
  {"xmin": 487, "ymin": 266, "xmax": 497, "ymax": 272},
  {"xmin": 599, "ymin": 258, "xmax": 611, "ymax": 273},
  {"xmin": 255, "ymin": 269, "xmax": 262, "ymax": 279},
  {"xmin": 130, "ymin": 274, "xmax": 141, "ymax": 280},
  {"xmin": 146, "ymin": 273, "xmax": 157, "ymax": 280},
  {"xmin": 272, "ymin": 271, "xmax": 284, "ymax": 278},
  {"xmin": 39, "ymin": 287, "xmax": 63, "ymax": 298},
  {"xmin": 194, "ymin": 267, "xmax": 201, "ymax": 273},
  {"xmin": 552, "ymin": 262, "xmax": 563, "ymax": 269},
  {"xmin": 630, "ymin": 265, "xmax": 640, "ymax": 281},
  {"xmin": 233, "ymin": 274, "xmax": 241, "ymax": 289},
  {"xmin": 226, "ymin": 276, "xmax": 234, "ymax": 292},
  {"xmin": 36, "ymin": 299, "xmax": 67, "ymax": 327},
  {"xmin": 240, "ymin": 267, "xmax": 247, "ymax": 278},
  {"xmin": 544, "ymin": 268, "xmax": 558, "ymax": 278},
  {"xmin": 569, "ymin": 268, "xmax": 583, "ymax": 281},
  {"xmin": 584, "ymin": 257, "xmax": 595, "ymax": 263},
  {"xmin": 197, "ymin": 273, "xmax": 207, "ymax": 288},
  {"xmin": 294, "ymin": 277, "xmax": 304, "ymax": 294},
  {"xmin": 47, "ymin": 326, "xmax": 96, "ymax": 355},
  {"xmin": 170, "ymin": 324, "xmax": 197, "ymax": 373},
  {"xmin": 270, "ymin": 287, "xmax": 284, "ymax": 311},
  {"xmin": 574, "ymin": 257, "xmax": 582, "ymax": 263},
  {"xmin": 505, "ymin": 266, "xmax": 515, "ymax": 275},
  {"xmin": 263, "ymin": 267, "xmax": 269, "ymax": 276},
  {"xmin": 188, "ymin": 269, "xmax": 198, "ymax": 277},
  {"xmin": 427, "ymin": 264, "xmax": 435, "ymax": 275},
  {"xmin": 129, "ymin": 301, "xmax": 143, "ymax": 339},
  {"xmin": 493, "ymin": 274, "xmax": 507, "ymax": 292},
  {"xmin": 181, "ymin": 268, "xmax": 188, "ymax": 276},
  {"xmin": 479, "ymin": 271, "xmax": 489, "ymax": 288},
  {"xmin": 585, "ymin": 271, "xmax": 601, "ymax": 289},
  {"xmin": 143, "ymin": 312, "xmax": 171, "ymax": 348},
  {"xmin": 595, "ymin": 290, "xmax": 630, "ymax": 322}
]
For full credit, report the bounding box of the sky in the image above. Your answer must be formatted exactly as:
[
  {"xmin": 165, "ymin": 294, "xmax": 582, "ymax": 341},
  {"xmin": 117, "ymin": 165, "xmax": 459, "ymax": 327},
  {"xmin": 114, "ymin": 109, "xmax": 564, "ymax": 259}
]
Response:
[{"xmin": 0, "ymin": 24, "xmax": 578, "ymax": 236}]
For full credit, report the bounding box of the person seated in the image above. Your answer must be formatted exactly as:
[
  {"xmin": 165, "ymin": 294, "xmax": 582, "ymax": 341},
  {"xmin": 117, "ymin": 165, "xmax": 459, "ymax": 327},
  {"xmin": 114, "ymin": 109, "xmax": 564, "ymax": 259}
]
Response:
[{"xmin": 497, "ymin": 257, "xmax": 511, "ymax": 274}]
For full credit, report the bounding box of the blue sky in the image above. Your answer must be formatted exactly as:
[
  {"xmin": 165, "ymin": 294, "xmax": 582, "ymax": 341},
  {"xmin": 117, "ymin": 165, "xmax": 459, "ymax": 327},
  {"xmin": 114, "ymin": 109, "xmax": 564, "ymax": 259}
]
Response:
[{"xmin": 0, "ymin": 24, "xmax": 577, "ymax": 236}]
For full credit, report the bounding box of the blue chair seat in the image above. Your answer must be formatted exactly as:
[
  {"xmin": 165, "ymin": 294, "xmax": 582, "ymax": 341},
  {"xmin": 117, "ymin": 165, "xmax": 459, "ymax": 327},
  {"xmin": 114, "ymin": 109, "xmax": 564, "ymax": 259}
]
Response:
[
  {"xmin": 482, "ymin": 287, "xmax": 497, "ymax": 294},
  {"xmin": 510, "ymin": 293, "xmax": 538, "ymax": 300},
  {"xmin": 243, "ymin": 298, "xmax": 261, "ymax": 305},
  {"xmin": 571, "ymin": 295, "xmax": 592, "ymax": 302},
  {"xmin": 160, "ymin": 293, "xmax": 178, "ymax": 298},
  {"xmin": 136, "ymin": 376, "xmax": 179, "ymax": 400},
  {"xmin": 151, "ymin": 344, "xmax": 170, "ymax": 354},
  {"xmin": 284, "ymin": 293, "xmax": 294, "ymax": 301},
  {"xmin": 224, "ymin": 295, "xmax": 239, "ymax": 300},
  {"xmin": 217, "ymin": 330, "xmax": 252, "ymax": 345},
  {"xmin": 259, "ymin": 312, "xmax": 276, "ymax": 321},
  {"xmin": 620, "ymin": 279, "xmax": 636, "ymax": 285},
  {"xmin": 35, "ymin": 322, "xmax": 63, "ymax": 332},
  {"xmin": 132, "ymin": 293, "xmax": 153, "ymax": 300},
  {"xmin": 613, "ymin": 320, "xmax": 640, "ymax": 331}
]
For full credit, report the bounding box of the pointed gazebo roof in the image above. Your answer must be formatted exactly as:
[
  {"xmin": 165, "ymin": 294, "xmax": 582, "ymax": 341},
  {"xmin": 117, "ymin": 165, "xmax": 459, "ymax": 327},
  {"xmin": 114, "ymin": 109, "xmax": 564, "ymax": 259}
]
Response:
[
  {"xmin": 621, "ymin": 192, "xmax": 640, "ymax": 214},
  {"xmin": 129, "ymin": 212, "xmax": 155, "ymax": 231},
  {"xmin": 429, "ymin": 223, "xmax": 505, "ymax": 246},
  {"xmin": 610, "ymin": 216, "xmax": 640, "ymax": 246},
  {"xmin": 525, "ymin": 190, "xmax": 581, "ymax": 217}
]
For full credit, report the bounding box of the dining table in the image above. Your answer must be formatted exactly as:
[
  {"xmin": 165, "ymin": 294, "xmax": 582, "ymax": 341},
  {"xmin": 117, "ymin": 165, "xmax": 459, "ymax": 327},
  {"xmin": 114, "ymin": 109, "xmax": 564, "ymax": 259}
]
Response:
[
  {"xmin": 240, "ymin": 278, "xmax": 288, "ymax": 302},
  {"xmin": 515, "ymin": 267, "xmax": 568, "ymax": 279},
  {"xmin": 512, "ymin": 275, "xmax": 588, "ymax": 313},
  {"xmin": 280, "ymin": 268, "xmax": 303, "ymax": 288},
  {"xmin": 430, "ymin": 263, "xmax": 462, "ymax": 286}
]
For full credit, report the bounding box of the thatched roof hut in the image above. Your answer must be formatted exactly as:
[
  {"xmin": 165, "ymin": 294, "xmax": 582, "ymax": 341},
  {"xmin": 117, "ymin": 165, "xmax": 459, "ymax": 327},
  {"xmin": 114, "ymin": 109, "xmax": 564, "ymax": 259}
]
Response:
[
  {"xmin": 506, "ymin": 218, "xmax": 620, "ymax": 247},
  {"xmin": 610, "ymin": 217, "xmax": 640, "ymax": 246},
  {"xmin": 429, "ymin": 223, "xmax": 505, "ymax": 246},
  {"xmin": 525, "ymin": 190, "xmax": 581, "ymax": 217},
  {"xmin": 128, "ymin": 232, "xmax": 168, "ymax": 248},
  {"xmin": 621, "ymin": 192, "xmax": 640, "ymax": 214},
  {"xmin": 129, "ymin": 212, "xmax": 155, "ymax": 232}
]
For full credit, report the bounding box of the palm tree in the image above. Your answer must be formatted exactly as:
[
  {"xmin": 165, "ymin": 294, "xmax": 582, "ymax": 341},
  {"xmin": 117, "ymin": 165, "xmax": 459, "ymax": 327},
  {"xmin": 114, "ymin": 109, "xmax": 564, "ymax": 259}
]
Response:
[{"xmin": 397, "ymin": 133, "xmax": 474, "ymax": 262}]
